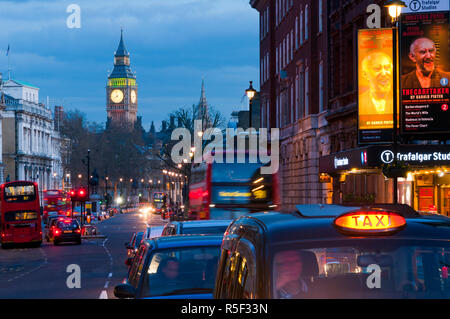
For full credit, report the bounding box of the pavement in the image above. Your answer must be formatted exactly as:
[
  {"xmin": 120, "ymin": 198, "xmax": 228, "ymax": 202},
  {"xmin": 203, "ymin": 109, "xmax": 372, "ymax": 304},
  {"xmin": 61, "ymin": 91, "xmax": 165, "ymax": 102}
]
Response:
[{"xmin": 0, "ymin": 209, "xmax": 168, "ymax": 299}]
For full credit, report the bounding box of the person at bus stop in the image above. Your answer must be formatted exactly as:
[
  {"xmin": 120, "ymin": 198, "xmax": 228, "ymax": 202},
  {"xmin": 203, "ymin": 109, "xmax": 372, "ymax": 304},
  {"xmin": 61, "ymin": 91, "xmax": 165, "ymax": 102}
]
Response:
[
  {"xmin": 402, "ymin": 37, "xmax": 450, "ymax": 89},
  {"xmin": 274, "ymin": 250, "xmax": 309, "ymax": 299}
]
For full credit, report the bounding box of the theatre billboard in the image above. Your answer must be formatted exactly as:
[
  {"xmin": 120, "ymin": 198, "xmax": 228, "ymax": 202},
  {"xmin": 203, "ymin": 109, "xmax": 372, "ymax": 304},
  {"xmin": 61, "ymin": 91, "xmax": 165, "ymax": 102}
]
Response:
[
  {"xmin": 358, "ymin": 28, "xmax": 394, "ymax": 144},
  {"xmin": 400, "ymin": 11, "xmax": 450, "ymax": 136}
]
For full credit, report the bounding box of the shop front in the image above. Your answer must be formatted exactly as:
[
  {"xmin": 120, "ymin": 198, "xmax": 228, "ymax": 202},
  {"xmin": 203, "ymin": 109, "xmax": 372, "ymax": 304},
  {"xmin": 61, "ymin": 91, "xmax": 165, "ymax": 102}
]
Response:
[{"xmin": 319, "ymin": 144, "xmax": 450, "ymax": 216}]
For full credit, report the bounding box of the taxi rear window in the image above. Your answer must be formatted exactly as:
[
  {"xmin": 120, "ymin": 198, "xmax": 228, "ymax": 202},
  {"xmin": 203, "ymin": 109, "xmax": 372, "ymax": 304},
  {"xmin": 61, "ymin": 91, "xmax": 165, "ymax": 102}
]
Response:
[
  {"xmin": 272, "ymin": 240, "xmax": 450, "ymax": 299},
  {"xmin": 57, "ymin": 220, "xmax": 79, "ymax": 229},
  {"xmin": 181, "ymin": 226, "xmax": 228, "ymax": 235}
]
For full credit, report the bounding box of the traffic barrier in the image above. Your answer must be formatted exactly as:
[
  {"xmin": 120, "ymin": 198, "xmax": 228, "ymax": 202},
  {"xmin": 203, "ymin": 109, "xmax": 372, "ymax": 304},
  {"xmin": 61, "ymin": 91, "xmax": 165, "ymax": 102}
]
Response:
[{"xmin": 81, "ymin": 225, "xmax": 106, "ymax": 239}]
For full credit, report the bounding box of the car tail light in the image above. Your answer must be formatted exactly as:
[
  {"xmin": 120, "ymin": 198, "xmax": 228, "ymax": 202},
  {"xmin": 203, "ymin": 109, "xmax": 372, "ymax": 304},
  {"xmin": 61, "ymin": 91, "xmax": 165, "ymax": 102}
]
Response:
[
  {"xmin": 54, "ymin": 229, "xmax": 61, "ymax": 236},
  {"xmin": 75, "ymin": 229, "xmax": 81, "ymax": 234}
]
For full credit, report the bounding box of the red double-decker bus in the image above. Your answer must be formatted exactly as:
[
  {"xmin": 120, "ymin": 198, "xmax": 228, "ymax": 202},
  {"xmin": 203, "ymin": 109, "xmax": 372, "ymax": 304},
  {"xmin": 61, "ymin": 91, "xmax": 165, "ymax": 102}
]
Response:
[
  {"xmin": 188, "ymin": 150, "xmax": 280, "ymax": 220},
  {"xmin": 0, "ymin": 181, "xmax": 43, "ymax": 248},
  {"xmin": 152, "ymin": 192, "xmax": 166, "ymax": 214},
  {"xmin": 43, "ymin": 189, "xmax": 72, "ymax": 222}
]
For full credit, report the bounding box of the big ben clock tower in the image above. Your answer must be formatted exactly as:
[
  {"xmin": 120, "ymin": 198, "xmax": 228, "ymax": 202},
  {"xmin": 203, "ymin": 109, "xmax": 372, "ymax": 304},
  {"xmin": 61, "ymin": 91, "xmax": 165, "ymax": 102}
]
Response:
[{"xmin": 106, "ymin": 29, "xmax": 138, "ymax": 125}]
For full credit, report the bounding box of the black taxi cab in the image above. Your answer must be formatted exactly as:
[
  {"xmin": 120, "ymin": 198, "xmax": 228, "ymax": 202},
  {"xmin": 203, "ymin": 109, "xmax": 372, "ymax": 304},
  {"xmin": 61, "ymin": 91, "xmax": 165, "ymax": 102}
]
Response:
[{"xmin": 213, "ymin": 204, "xmax": 450, "ymax": 299}]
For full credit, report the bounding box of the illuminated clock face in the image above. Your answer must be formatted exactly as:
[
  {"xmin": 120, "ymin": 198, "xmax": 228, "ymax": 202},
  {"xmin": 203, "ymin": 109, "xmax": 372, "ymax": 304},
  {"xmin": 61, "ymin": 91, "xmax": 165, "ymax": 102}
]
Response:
[
  {"xmin": 131, "ymin": 90, "xmax": 137, "ymax": 104},
  {"xmin": 110, "ymin": 89, "xmax": 124, "ymax": 103}
]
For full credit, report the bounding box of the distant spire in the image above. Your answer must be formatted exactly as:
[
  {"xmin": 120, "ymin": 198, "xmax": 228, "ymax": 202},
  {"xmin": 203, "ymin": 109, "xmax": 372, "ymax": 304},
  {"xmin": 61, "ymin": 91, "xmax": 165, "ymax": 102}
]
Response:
[
  {"xmin": 150, "ymin": 121, "xmax": 156, "ymax": 134},
  {"xmin": 115, "ymin": 28, "xmax": 129, "ymax": 57},
  {"xmin": 198, "ymin": 78, "xmax": 208, "ymax": 118},
  {"xmin": 197, "ymin": 78, "xmax": 210, "ymax": 129}
]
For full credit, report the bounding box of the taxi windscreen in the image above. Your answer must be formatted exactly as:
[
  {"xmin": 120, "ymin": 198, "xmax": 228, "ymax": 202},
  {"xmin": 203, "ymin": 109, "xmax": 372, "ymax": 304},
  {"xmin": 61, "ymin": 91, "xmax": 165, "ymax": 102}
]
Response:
[
  {"xmin": 272, "ymin": 240, "xmax": 450, "ymax": 299},
  {"xmin": 140, "ymin": 246, "xmax": 221, "ymax": 298}
]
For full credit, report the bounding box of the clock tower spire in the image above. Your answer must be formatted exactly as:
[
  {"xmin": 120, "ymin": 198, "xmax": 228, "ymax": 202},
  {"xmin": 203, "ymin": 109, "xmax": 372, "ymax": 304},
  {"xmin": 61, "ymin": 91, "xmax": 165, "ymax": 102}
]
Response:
[{"xmin": 106, "ymin": 29, "xmax": 138, "ymax": 126}]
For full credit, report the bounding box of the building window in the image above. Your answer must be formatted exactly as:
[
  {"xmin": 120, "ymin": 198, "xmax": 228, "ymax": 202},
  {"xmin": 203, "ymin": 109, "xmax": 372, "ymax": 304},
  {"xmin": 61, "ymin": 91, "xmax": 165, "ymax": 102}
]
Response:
[
  {"xmin": 298, "ymin": 69, "xmax": 305, "ymax": 119},
  {"xmin": 319, "ymin": 0, "xmax": 323, "ymax": 33},
  {"xmin": 276, "ymin": 0, "xmax": 279, "ymax": 25},
  {"xmin": 290, "ymin": 83, "xmax": 294, "ymax": 123},
  {"xmin": 260, "ymin": 14, "xmax": 263, "ymax": 40},
  {"xmin": 305, "ymin": 5, "xmax": 309, "ymax": 41},
  {"xmin": 286, "ymin": 35, "xmax": 290, "ymax": 64},
  {"xmin": 261, "ymin": 58, "xmax": 264, "ymax": 84},
  {"xmin": 300, "ymin": 10, "xmax": 304, "ymax": 46},
  {"xmin": 276, "ymin": 95, "xmax": 280, "ymax": 128},
  {"xmin": 295, "ymin": 16, "xmax": 299, "ymax": 49},
  {"xmin": 276, "ymin": 46, "xmax": 279, "ymax": 74},
  {"xmin": 290, "ymin": 30, "xmax": 294, "ymax": 61},
  {"xmin": 319, "ymin": 60, "xmax": 324, "ymax": 112},
  {"xmin": 305, "ymin": 66, "xmax": 309, "ymax": 116},
  {"xmin": 295, "ymin": 75, "xmax": 299, "ymax": 119}
]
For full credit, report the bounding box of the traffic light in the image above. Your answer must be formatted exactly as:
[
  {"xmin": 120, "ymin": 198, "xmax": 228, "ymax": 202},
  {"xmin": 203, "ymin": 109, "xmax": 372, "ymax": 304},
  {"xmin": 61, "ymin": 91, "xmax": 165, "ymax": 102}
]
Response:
[
  {"xmin": 69, "ymin": 189, "xmax": 77, "ymax": 201},
  {"xmin": 69, "ymin": 188, "xmax": 88, "ymax": 202},
  {"xmin": 77, "ymin": 188, "xmax": 88, "ymax": 202}
]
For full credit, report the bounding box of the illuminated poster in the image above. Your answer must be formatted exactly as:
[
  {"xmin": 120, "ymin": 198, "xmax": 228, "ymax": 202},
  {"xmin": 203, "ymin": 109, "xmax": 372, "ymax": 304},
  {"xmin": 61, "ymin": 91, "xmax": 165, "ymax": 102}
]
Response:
[
  {"xmin": 358, "ymin": 28, "xmax": 394, "ymax": 144},
  {"xmin": 400, "ymin": 11, "xmax": 450, "ymax": 135}
]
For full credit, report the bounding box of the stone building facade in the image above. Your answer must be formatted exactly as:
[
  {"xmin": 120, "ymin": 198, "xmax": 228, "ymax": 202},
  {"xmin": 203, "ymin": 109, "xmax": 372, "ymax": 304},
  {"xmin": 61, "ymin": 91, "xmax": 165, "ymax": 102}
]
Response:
[{"xmin": 1, "ymin": 79, "xmax": 64, "ymax": 199}]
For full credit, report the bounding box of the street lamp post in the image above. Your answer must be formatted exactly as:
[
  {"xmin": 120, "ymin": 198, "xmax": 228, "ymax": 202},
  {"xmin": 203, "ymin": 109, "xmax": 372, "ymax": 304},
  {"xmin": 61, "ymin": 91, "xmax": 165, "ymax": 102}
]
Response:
[
  {"xmin": 87, "ymin": 149, "xmax": 90, "ymax": 199},
  {"xmin": 385, "ymin": 0, "xmax": 406, "ymax": 204},
  {"xmin": 245, "ymin": 81, "xmax": 257, "ymax": 129}
]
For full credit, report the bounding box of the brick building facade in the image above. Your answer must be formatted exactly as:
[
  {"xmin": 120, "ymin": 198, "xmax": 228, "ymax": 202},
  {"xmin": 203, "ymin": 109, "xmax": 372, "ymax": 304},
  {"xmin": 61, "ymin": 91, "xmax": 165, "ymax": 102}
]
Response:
[
  {"xmin": 251, "ymin": 0, "xmax": 330, "ymax": 210},
  {"xmin": 251, "ymin": 0, "xmax": 402, "ymax": 210}
]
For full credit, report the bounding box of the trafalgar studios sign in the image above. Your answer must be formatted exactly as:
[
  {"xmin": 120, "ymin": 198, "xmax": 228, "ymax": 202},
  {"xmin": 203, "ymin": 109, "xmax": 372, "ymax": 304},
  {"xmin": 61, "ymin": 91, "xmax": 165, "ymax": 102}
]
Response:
[
  {"xmin": 380, "ymin": 150, "xmax": 450, "ymax": 164},
  {"xmin": 403, "ymin": 0, "xmax": 450, "ymax": 12}
]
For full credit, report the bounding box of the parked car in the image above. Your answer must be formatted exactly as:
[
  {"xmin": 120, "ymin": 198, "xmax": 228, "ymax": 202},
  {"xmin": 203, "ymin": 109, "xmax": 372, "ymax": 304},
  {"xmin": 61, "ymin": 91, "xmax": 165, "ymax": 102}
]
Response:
[
  {"xmin": 44, "ymin": 216, "xmax": 67, "ymax": 242},
  {"xmin": 100, "ymin": 210, "xmax": 110, "ymax": 220},
  {"xmin": 144, "ymin": 225, "xmax": 164, "ymax": 240},
  {"xmin": 161, "ymin": 219, "xmax": 232, "ymax": 236},
  {"xmin": 125, "ymin": 231, "xmax": 144, "ymax": 265},
  {"xmin": 114, "ymin": 235, "xmax": 223, "ymax": 299}
]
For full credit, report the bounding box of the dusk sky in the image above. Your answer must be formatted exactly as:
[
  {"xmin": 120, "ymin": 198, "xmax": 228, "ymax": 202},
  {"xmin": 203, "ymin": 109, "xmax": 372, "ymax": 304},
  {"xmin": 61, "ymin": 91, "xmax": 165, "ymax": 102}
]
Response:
[{"xmin": 0, "ymin": 0, "xmax": 259, "ymax": 130}]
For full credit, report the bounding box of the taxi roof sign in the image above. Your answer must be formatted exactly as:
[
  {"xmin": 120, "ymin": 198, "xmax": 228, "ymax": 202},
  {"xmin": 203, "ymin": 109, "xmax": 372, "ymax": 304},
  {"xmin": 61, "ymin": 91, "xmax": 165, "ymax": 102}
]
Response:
[{"xmin": 334, "ymin": 211, "xmax": 406, "ymax": 234}]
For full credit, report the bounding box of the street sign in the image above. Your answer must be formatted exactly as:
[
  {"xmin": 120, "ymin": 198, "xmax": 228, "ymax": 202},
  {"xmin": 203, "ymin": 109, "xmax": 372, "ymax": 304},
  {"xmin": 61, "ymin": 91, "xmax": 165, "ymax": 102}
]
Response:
[{"xmin": 403, "ymin": 0, "xmax": 450, "ymax": 13}]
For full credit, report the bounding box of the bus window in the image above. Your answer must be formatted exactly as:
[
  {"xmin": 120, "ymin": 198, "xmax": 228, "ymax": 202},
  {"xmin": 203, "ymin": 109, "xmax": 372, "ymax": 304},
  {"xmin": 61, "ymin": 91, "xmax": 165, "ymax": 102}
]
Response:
[
  {"xmin": 4, "ymin": 185, "xmax": 36, "ymax": 202},
  {"xmin": 4, "ymin": 211, "xmax": 38, "ymax": 222},
  {"xmin": 211, "ymin": 163, "xmax": 263, "ymax": 183}
]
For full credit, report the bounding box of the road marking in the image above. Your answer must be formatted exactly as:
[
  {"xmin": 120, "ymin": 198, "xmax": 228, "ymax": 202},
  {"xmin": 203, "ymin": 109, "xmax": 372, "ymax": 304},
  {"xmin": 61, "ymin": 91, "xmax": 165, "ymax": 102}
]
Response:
[
  {"xmin": 6, "ymin": 247, "xmax": 48, "ymax": 283},
  {"xmin": 99, "ymin": 290, "xmax": 108, "ymax": 299},
  {"xmin": 100, "ymin": 239, "xmax": 114, "ymax": 297}
]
